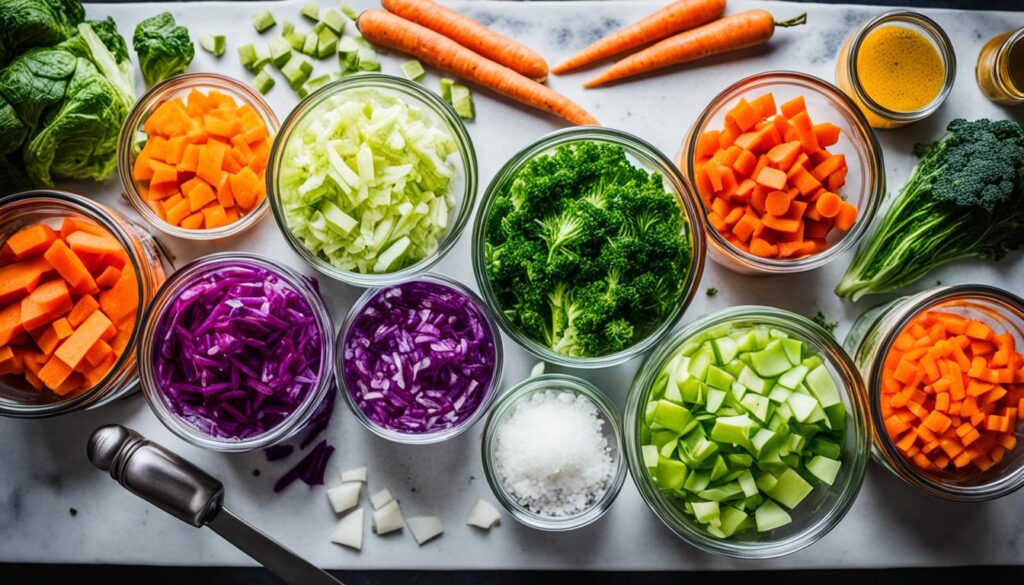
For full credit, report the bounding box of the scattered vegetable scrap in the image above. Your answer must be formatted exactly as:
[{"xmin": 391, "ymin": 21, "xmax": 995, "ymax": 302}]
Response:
[
  {"xmin": 693, "ymin": 92, "xmax": 857, "ymax": 260},
  {"xmin": 467, "ymin": 498, "xmax": 501, "ymax": 529},
  {"xmin": 641, "ymin": 324, "xmax": 847, "ymax": 538},
  {"xmin": 341, "ymin": 280, "xmax": 498, "ymax": 434},
  {"xmin": 327, "ymin": 482, "xmax": 361, "ymax": 514},
  {"xmin": 278, "ymin": 87, "xmax": 459, "ymax": 274},
  {"xmin": 331, "ymin": 507, "xmax": 364, "ymax": 550},
  {"xmin": 880, "ymin": 309, "xmax": 1022, "ymax": 475},
  {"xmin": 812, "ymin": 311, "xmax": 839, "ymax": 337},
  {"xmin": 0, "ymin": 217, "xmax": 138, "ymax": 398},
  {"xmin": 407, "ymin": 516, "xmax": 443, "ymax": 544},
  {"xmin": 132, "ymin": 88, "xmax": 272, "ymax": 231},
  {"xmin": 150, "ymin": 261, "xmax": 323, "ymax": 440}
]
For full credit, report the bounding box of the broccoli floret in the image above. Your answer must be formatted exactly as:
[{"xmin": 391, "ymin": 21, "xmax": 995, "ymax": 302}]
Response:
[
  {"xmin": 837, "ymin": 118, "xmax": 1024, "ymax": 300},
  {"xmin": 485, "ymin": 141, "xmax": 693, "ymax": 358},
  {"xmin": 132, "ymin": 12, "xmax": 194, "ymax": 88}
]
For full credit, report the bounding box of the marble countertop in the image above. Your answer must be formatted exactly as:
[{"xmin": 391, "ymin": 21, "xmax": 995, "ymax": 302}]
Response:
[{"xmin": 1, "ymin": 0, "xmax": 1023, "ymax": 571}]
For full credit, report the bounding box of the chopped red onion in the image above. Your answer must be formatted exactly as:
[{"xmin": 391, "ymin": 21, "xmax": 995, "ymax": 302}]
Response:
[{"xmin": 341, "ymin": 280, "xmax": 497, "ymax": 434}]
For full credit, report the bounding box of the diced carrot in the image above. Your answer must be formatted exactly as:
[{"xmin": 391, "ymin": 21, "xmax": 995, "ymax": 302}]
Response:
[
  {"xmin": 37, "ymin": 354, "xmax": 75, "ymax": 393},
  {"xmin": 65, "ymin": 231, "xmax": 122, "ymax": 258},
  {"xmin": 728, "ymin": 98, "xmax": 762, "ymax": 132},
  {"xmin": 696, "ymin": 131, "xmax": 721, "ymax": 159},
  {"xmin": 54, "ymin": 309, "xmax": 113, "ymax": 369},
  {"xmin": 197, "ymin": 139, "xmax": 228, "ymax": 185},
  {"xmin": 1, "ymin": 224, "xmax": 58, "ymax": 262},
  {"xmin": 20, "ymin": 279, "xmax": 72, "ymax": 331},
  {"xmin": 750, "ymin": 93, "xmax": 777, "ymax": 118},
  {"xmin": 230, "ymin": 166, "xmax": 263, "ymax": 211},
  {"xmin": 834, "ymin": 202, "xmax": 858, "ymax": 231},
  {"xmin": 0, "ymin": 256, "xmax": 55, "ymax": 305},
  {"xmin": 732, "ymin": 149, "xmax": 757, "ymax": 177},
  {"xmin": 765, "ymin": 140, "xmax": 801, "ymax": 170},
  {"xmin": 764, "ymin": 190, "xmax": 791, "ymax": 216},
  {"xmin": 43, "ymin": 240, "xmax": 97, "ymax": 295},
  {"xmin": 810, "ymin": 154, "xmax": 846, "ymax": 182},
  {"xmin": 755, "ymin": 166, "xmax": 787, "ymax": 190},
  {"xmin": 188, "ymin": 181, "xmax": 217, "ymax": 212},
  {"xmin": 780, "ymin": 96, "xmax": 806, "ymax": 119},
  {"xmin": 96, "ymin": 265, "xmax": 122, "ymax": 289},
  {"xmin": 749, "ymin": 237, "xmax": 776, "ymax": 257}
]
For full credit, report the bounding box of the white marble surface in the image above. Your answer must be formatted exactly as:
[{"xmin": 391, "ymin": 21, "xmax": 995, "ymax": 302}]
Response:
[{"xmin": 1, "ymin": 0, "xmax": 1024, "ymax": 571}]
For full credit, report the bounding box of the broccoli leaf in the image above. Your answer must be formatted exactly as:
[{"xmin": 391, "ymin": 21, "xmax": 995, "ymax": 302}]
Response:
[{"xmin": 132, "ymin": 12, "xmax": 193, "ymax": 88}]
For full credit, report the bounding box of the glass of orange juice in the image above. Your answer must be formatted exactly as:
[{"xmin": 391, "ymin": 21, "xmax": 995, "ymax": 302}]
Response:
[{"xmin": 835, "ymin": 11, "xmax": 956, "ymax": 129}]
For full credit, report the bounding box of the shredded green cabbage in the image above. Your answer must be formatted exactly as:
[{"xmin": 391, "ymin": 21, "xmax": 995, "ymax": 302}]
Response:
[{"xmin": 278, "ymin": 88, "xmax": 458, "ymax": 274}]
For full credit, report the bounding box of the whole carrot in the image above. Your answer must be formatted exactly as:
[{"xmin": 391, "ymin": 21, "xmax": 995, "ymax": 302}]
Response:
[
  {"xmin": 584, "ymin": 10, "xmax": 807, "ymax": 88},
  {"xmin": 382, "ymin": 0, "xmax": 550, "ymax": 81},
  {"xmin": 358, "ymin": 10, "xmax": 598, "ymax": 126},
  {"xmin": 552, "ymin": 0, "xmax": 725, "ymax": 75}
]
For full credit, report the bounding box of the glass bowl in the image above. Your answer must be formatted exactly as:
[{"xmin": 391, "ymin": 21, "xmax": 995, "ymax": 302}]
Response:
[
  {"xmin": 336, "ymin": 274, "xmax": 502, "ymax": 444},
  {"xmin": 472, "ymin": 126, "xmax": 706, "ymax": 369},
  {"xmin": 137, "ymin": 253, "xmax": 334, "ymax": 452},
  {"xmin": 481, "ymin": 373, "xmax": 627, "ymax": 531},
  {"xmin": 118, "ymin": 72, "xmax": 279, "ymax": 240},
  {"xmin": 845, "ymin": 284, "xmax": 1024, "ymax": 501},
  {"xmin": 679, "ymin": 71, "xmax": 885, "ymax": 275},
  {"xmin": 624, "ymin": 306, "xmax": 870, "ymax": 558},
  {"xmin": 0, "ymin": 190, "xmax": 168, "ymax": 418},
  {"xmin": 266, "ymin": 74, "xmax": 478, "ymax": 287}
]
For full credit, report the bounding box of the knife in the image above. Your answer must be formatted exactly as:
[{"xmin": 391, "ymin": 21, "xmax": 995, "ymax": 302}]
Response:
[{"xmin": 87, "ymin": 424, "xmax": 344, "ymax": 585}]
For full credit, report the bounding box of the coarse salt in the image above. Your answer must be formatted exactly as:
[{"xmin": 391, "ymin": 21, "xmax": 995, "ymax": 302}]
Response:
[{"xmin": 493, "ymin": 389, "xmax": 615, "ymax": 517}]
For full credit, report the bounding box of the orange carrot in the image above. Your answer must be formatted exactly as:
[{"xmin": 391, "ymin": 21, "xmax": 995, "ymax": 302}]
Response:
[
  {"xmin": 584, "ymin": 10, "xmax": 807, "ymax": 88},
  {"xmin": 552, "ymin": 0, "xmax": 725, "ymax": 74},
  {"xmin": 358, "ymin": 9, "xmax": 598, "ymax": 126},
  {"xmin": 381, "ymin": 0, "xmax": 550, "ymax": 80},
  {"xmin": 0, "ymin": 224, "xmax": 58, "ymax": 263}
]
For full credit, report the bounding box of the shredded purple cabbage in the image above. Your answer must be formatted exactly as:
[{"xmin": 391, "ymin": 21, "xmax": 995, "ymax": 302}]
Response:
[
  {"xmin": 341, "ymin": 280, "xmax": 497, "ymax": 434},
  {"xmin": 152, "ymin": 262, "xmax": 324, "ymax": 440},
  {"xmin": 273, "ymin": 440, "xmax": 335, "ymax": 492},
  {"xmin": 264, "ymin": 445, "xmax": 295, "ymax": 461},
  {"xmin": 299, "ymin": 383, "xmax": 336, "ymax": 449}
]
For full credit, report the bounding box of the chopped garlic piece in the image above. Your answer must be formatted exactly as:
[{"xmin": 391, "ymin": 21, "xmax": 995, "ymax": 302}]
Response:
[
  {"xmin": 407, "ymin": 516, "xmax": 443, "ymax": 545},
  {"xmin": 330, "ymin": 508, "xmax": 364, "ymax": 550},
  {"xmin": 467, "ymin": 498, "xmax": 501, "ymax": 529}
]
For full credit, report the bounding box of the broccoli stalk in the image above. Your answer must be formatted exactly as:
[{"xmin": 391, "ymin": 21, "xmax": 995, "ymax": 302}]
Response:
[{"xmin": 836, "ymin": 119, "xmax": 1024, "ymax": 300}]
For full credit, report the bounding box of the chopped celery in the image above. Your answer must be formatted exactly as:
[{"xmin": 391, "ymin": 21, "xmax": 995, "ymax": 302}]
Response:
[
  {"xmin": 302, "ymin": 31, "xmax": 318, "ymax": 56},
  {"xmin": 401, "ymin": 59, "xmax": 426, "ymax": 83},
  {"xmin": 200, "ymin": 34, "xmax": 226, "ymax": 57},
  {"xmin": 321, "ymin": 8, "xmax": 347, "ymax": 35},
  {"xmin": 341, "ymin": 5, "xmax": 359, "ymax": 20},
  {"xmin": 282, "ymin": 21, "xmax": 295, "ymax": 36},
  {"xmin": 281, "ymin": 56, "xmax": 313, "ymax": 90},
  {"xmin": 440, "ymin": 78, "xmax": 454, "ymax": 102},
  {"xmin": 286, "ymin": 31, "xmax": 307, "ymax": 51},
  {"xmin": 252, "ymin": 69, "xmax": 275, "ymax": 95},
  {"xmin": 269, "ymin": 37, "xmax": 293, "ymax": 68},
  {"xmin": 300, "ymin": 2, "xmax": 319, "ymax": 21},
  {"xmin": 450, "ymin": 83, "xmax": 474, "ymax": 119},
  {"xmin": 316, "ymin": 27, "xmax": 339, "ymax": 59},
  {"xmin": 252, "ymin": 10, "xmax": 276, "ymax": 33},
  {"xmin": 277, "ymin": 88, "xmax": 459, "ymax": 274},
  {"xmin": 238, "ymin": 43, "xmax": 258, "ymax": 69},
  {"xmin": 640, "ymin": 323, "xmax": 848, "ymax": 539}
]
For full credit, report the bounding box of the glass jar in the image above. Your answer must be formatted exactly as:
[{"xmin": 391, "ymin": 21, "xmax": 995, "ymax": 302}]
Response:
[
  {"xmin": 680, "ymin": 71, "xmax": 884, "ymax": 275},
  {"xmin": 0, "ymin": 190, "xmax": 168, "ymax": 418},
  {"xmin": 118, "ymin": 72, "xmax": 280, "ymax": 240},
  {"xmin": 481, "ymin": 373, "xmax": 627, "ymax": 531},
  {"xmin": 336, "ymin": 274, "xmax": 503, "ymax": 445},
  {"xmin": 137, "ymin": 253, "xmax": 335, "ymax": 452},
  {"xmin": 835, "ymin": 11, "xmax": 956, "ymax": 129},
  {"xmin": 266, "ymin": 74, "xmax": 478, "ymax": 287},
  {"xmin": 976, "ymin": 28, "xmax": 1024, "ymax": 106},
  {"xmin": 625, "ymin": 306, "xmax": 870, "ymax": 559},
  {"xmin": 473, "ymin": 126, "xmax": 707, "ymax": 369},
  {"xmin": 844, "ymin": 284, "xmax": 1024, "ymax": 501}
]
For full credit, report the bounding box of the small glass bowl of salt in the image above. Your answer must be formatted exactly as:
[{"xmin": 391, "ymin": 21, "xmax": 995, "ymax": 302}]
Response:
[{"xmin": 481, "ymin": 373, "xmax": 627, "ymax": 531}]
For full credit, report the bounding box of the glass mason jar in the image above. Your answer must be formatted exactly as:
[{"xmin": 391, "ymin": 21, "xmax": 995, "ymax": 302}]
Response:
[
  {"xmin": 625, "ymin": 306, "xmax": 870, "ymax": 559},
  {"xmin": 976, "ymin": 28, "xmax": 1024, "ymax": 106},
  {"xmin": 266, "ymin": 74, "xmax": 478, "ymax": 287},
  {"xmin": 680, "ymin": 71, "xmax": 884, "ymax": 275},
  {"xmin": 835, "ymin": 11, "xmax": 956, "ymax": 129},
  {"xmin": 0, "ymin": 190, "xmax": 168, "ymax": 418},
  {"xmin": 844, "ymin": 284, "xmax": 1024, "ymax": 501},
  {"xmin": 336, "ymin": 273, "xmax": 503, "ymax": 444},
  {"xmin": 473, "ymin": 126, "xmax": 707, "ymax": 369},
  {"xmin": 481, "ymin": 373, "xmax": 627, "ymax": 531},
  {"xmin": 118, "ymin": 72, "xmax": 280, "ymax": 240},
  {"xmin": 137, "ymin": 253, "xmax": 335, "ymax": 452}
]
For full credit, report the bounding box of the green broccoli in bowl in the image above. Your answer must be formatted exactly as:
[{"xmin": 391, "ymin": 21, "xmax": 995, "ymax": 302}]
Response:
[{"xmin": 133, "ymin": 12, "xmax": 193, "ymax": 88}]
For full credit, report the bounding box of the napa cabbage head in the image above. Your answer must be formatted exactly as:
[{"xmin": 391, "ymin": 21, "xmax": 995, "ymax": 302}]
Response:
[
  {"xmin": 0, "ymin": 0, "xmax": 84, "ymax": 65},
  {"xmin": 133, "ymin": 12, "xmax": 194, "ymax": 88}
]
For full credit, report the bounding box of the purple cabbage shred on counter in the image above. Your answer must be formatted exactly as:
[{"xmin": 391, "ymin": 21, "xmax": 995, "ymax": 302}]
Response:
[
  {"xmin": 273, "ymin": 440, "xmax": 335, "ymax": 492},
  {"xmin": 152, "ymin": 263, "xmax": 323, "ymax": 440},
  {"xmin": 342, "ymin": 280, "xmax": 497, "ymax": 434}
]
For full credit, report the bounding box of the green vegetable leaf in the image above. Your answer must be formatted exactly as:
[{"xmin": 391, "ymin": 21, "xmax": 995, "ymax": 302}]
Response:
[{"xmin": 132, "ymin": 12, "xmax": 194, "ymax": 88}]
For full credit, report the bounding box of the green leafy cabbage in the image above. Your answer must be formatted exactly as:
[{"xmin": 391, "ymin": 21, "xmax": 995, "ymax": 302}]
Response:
[
  {"xmin": 0, "ymin": 0, "xmax": 84, "ymax": 65},
  {"xmin": 132, "ymin": 12, "xmax": 193, "ymax": 88}
]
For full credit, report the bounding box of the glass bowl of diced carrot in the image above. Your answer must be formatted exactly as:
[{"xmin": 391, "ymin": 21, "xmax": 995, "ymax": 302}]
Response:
[
  {"xmin": 118, "ymin": 73, "xmax": 280, "ymax": 240},
  {"xmin": 680, "ymin": 71, "xmax": 885, "ymax": 274},
  {"xmin": 0, "ymin": 190, "xmax": 168, "ymax": 418},
  {"xmin": 845, "ymin": 284, "xmax": 1024, "ymax": 501}
]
